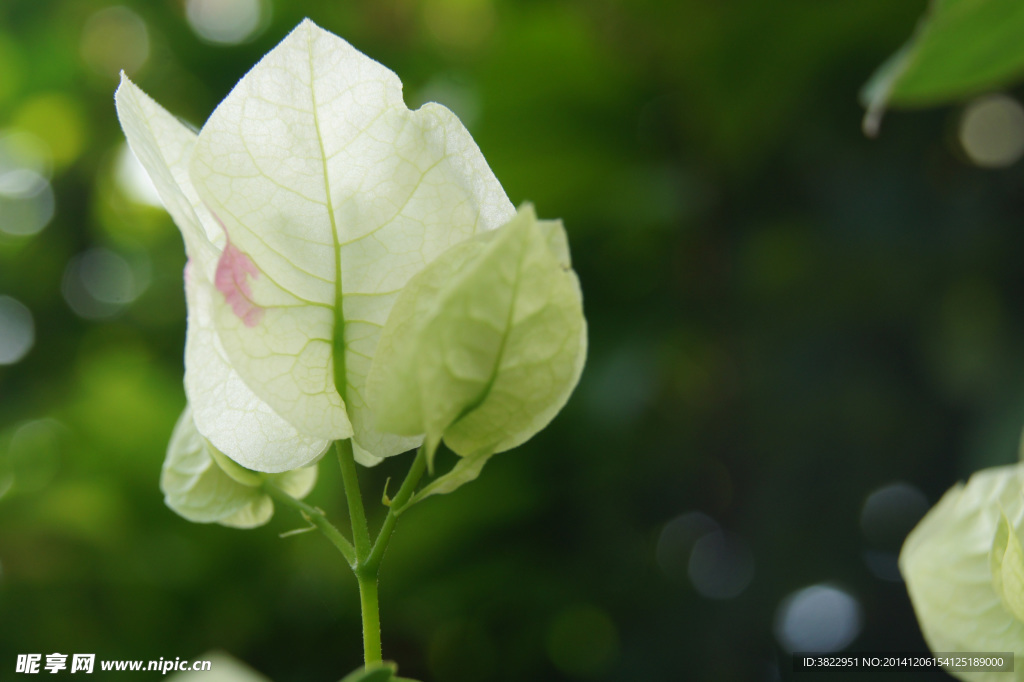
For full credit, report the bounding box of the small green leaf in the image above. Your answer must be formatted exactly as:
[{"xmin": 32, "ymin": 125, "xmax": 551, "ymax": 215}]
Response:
[
  {"xmin": 411, "ymin": 448, "xmax": 490, "ymax": 505},
  {"xmin": 991, "ymin": 512, "xmax": 1024, "ymax": 622},
  {"xmin": 862, "ymin": 0, "xmax": 1024, "ymax": 134},
  {"xmin": 160, "ymin": 407, "xmax": 317, "ymax": 528},
  {"xmin": 367, "ymin": 204, "xmax": 586, "ymax": 500}
]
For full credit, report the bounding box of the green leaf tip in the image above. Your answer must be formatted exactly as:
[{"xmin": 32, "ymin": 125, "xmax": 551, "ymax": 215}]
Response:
[
  {"xmin": 160, "ymin": 407, "xmax": 318, "ymax": 529},
  {"xmin": 367, "ymin": 203, "xmax": 587, "ymax": 501},
  {"xmin": 862, "ymin": 0, "xmax": 1024, "ymax": 135}
]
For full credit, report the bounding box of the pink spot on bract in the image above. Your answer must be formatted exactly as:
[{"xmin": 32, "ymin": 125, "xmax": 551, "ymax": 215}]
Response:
[{"xmin": 215, "ymin": 242, "xmax": 264, "ymax": 327}]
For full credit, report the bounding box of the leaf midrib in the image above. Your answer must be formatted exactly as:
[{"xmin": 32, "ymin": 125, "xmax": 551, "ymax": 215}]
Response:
[
  {"xmin": 447, "ymin": 229, "xmax": 527, "ymax": 430},
  {"xmin": 307, "ymin": 31, "xmax": 349, "ymax": 406}
]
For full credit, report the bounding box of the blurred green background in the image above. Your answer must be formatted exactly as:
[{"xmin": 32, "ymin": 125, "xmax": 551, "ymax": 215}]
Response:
[{"xmin": 2, "ymin": 0, "xmax": 1023, "ymax": 680}]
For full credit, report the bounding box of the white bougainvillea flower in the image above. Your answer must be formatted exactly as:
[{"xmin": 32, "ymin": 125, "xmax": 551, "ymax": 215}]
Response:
[
  {"xmin": 161, "ymin": 407, "xmax": 317, "ymax": 528},
  {"xmin": 900, "ymin": 463, "xmax": 1024, "ymax": 680},
  {"xmin": 115, "ymin": 19, "xmax": 514, "ymax": 471}
]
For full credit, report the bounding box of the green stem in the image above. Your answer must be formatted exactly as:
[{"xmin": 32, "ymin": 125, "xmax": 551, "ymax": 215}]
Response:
[
  {"xmin": 336, "ymin": 440, "xmax": 428, "ymax": 667},
  {"xmin": 266, "ymin": 443, "xmax": 428, "ymax": 669},
  {"xmin": 264, "ymin": 483, "xmax": 357, "ymax": 567},
  {"xmin": 336, "ymin": 439, "xmax": 380, "ymax": 664},
  {"xmin": 337, "ymin": 439, "xmax": 372, "ymax": 560},
  {"xmin": 365, "ymin": 446, "xmax": 427, "ymax": 573},
  {"xmin": 356, "ymin": 569, "xmax": 382, "ymax": 666}
]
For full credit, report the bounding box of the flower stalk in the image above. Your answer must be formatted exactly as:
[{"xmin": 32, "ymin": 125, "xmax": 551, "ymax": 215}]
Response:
[
  {"xmin": 269, "ymin": 441, "xmax": 427, "ymax": 665},
  {"xmin": 341, "ymin": 442, "xmax": 427, "ymax": 665}
]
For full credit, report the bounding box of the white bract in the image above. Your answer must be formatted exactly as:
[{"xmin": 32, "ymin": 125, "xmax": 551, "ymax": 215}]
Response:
[
  {"xmin": 900, "ymin": 463, "xmax": 1024, "ymax": 681},
  {"xmin": 116, "ymin": 19, "xmax": 514, "ymax": 473}
]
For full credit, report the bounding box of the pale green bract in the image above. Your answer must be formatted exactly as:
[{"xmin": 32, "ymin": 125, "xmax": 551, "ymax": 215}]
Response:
[
  {"xmin": 161, "ymin": 408, "xmax": 317, "ymax": 529},
  {"xmin": 115, "ymin": 19, "xmax": 514, "ymax": 473},
  {"xmin": 992, "ymin": 512, "xmax": 1024, "ymax": 623},
  {"xmin": 366, "ymin": 204, "xmax": 587, "ymax": 501},
  {"xmin": 900, "ymin": 463, "xmax": 1024, "ymax": 681}
]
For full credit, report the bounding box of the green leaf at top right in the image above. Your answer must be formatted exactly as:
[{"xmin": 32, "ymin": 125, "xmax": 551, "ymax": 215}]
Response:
[
  {"xmin": 366, "ymin": 204, "xmax": 587, "ymax": 501},
  {"xmin": 862, "ymin": 0, "xmax": 1024, "ymax": 135}
]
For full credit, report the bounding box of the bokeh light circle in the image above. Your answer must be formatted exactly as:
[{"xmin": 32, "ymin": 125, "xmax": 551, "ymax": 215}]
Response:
[
  {"xmin": 0, "ymin": 129, "xmax": 54, "ymax": 237},
  {"xmin": 80, "ymin": 6, "xmax": 150, "ymax": 77},
  {"xmin": 959, "ymin": 94, "xmax": 1024, "ymax": 168},
  {"xmin": 774, "ymin": 584, "xmax": 862, "ymax": 653},
  {"xmin": 0, "ymin": 296, "xmax": 34, "ymax": 365},
  {"xmin": 688, "ymin": 529, "xmax": 755, "ymax": 599},
  {"xmin": 186, "ymin": 0, "xmax": 266, "ymax": 45},
  {"xmin": 62, "ymin": 248, "xmax": 150, "ymax": 319},
  {"xmin": 546, "ymin": 604, "xmax": 619, "ymax": 678}
]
